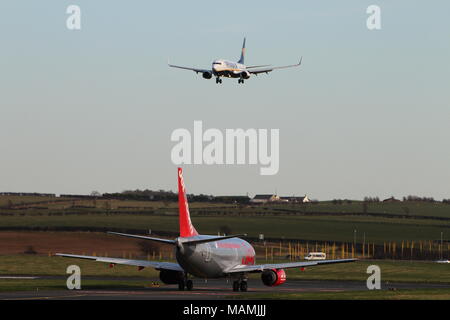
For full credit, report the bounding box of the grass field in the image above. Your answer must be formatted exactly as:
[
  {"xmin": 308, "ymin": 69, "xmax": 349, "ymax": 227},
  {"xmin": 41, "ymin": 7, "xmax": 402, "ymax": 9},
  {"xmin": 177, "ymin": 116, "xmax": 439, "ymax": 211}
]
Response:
[
  {"xmin": 1, "ymin": 196, "xmax": 449, "ymax": 247},
  {"xmin": 0, "ymin": 255, "xmax": 449, "ymax": 299},
  {"xmin": 232, "ymin": 288, "xmax": 450, "ymax": 300},
  {"xmin": 1, "ymin": 213, "xmax": 449, "ymax": 245},
  {"xmin": 1, "ymin": 279, "xmax": 450, "ymax": 300},
  {"xmin": 1, "ymin": 255, "xmax": 449, "ymax": 284},
  {"xmin": 0, "ymin": 279, "xmax": 152, "ymax": 293}
]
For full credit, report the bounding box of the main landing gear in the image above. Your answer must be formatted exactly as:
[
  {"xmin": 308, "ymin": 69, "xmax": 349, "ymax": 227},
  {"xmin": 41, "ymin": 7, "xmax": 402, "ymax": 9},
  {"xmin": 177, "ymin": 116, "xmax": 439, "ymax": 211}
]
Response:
[
  {"xmin": 178, "ymin": 276, "xmax": 194, "ymax": 291},
  {"xmin": 232, "ymin": 276, "xmax": 248, "ymax": 292},
  {"xmin": 215, "ymin": 77, "xmax": 222, "ymax": 84},
  {"xmin": 238, "ymin": 79, "xmax": 245, "ymax": 84}
]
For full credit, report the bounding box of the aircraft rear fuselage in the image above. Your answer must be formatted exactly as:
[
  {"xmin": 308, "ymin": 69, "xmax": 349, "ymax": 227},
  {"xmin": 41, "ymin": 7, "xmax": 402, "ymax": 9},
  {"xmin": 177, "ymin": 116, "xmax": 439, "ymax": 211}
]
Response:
[{"xmin": 175, "ymin": 235, "xmax": 255, "ymax": 278}]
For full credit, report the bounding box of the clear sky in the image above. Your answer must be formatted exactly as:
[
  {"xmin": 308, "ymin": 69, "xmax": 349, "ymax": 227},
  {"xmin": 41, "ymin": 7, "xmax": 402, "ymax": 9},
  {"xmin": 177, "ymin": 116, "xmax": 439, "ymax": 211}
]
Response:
[{"xmin": 1, "ymin": 1, "xmax": 449, "ymax": 200}]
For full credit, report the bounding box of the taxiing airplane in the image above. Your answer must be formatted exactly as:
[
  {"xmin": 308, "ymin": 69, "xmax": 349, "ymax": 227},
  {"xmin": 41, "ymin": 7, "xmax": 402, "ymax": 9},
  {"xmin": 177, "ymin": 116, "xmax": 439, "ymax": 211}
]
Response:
[
  {"xmin": 56, "ymin": 168, "xmax": 355, "ymax": 292},
  {"xmin": 168, "ymin": 38, "xmax": 302, "ymax": 84}
]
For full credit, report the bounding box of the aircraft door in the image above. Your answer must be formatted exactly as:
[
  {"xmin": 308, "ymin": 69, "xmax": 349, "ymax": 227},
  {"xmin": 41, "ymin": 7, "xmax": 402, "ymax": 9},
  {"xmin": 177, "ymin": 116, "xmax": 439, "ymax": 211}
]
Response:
[{"xmin": 202, "ymin": 244, "xmax": 212, "ymax": 262}]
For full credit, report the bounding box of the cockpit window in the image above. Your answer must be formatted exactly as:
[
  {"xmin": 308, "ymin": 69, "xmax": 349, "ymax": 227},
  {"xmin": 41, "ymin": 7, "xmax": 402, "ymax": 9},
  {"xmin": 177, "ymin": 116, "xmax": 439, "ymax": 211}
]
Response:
[{"xmin": 213, "ymin": 62, "xmax": 221, "ymax": 65}]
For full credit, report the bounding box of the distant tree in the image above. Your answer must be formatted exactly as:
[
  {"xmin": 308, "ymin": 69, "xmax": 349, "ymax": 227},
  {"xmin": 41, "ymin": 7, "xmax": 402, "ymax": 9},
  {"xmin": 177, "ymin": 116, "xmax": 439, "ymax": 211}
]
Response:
[
  {"xmin": 362, "ymin": 202, "xmax": 368, "ymax": 214},
  {"xmin": 90, "ymin": 191, "xmax": 101, "ymax": 197}
]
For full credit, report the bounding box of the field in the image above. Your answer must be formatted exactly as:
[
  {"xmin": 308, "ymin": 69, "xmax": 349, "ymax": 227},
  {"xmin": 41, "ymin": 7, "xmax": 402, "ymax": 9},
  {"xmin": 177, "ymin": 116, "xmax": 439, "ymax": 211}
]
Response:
[
  {"xmin": 232, "ymin": 288, "xmax": 450, "ymax": 300},
  {"xmin": 1, "ymin": 254, "xmax": 449, "ymax": 300},
  {"xmin": 1, "ymin": 196, "xmax": 449, "ymax": 261},
  {"xmin": 0, "ymin": 255, "xmax": 449, "ymax": 283}
]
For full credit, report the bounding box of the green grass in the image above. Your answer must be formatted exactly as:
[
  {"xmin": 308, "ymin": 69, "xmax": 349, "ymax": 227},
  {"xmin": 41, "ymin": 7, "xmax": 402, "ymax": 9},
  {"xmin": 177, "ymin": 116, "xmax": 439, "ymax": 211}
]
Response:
[
  {"xmin": 1, "ymin": 255, "xmax": 449, "ymax": 284},
  {"xmin": 1, "ymin": 213, "xmax": 449, "ymax": 244},
  {"xmin": 0, "ymin": 279, "xmax": 152, "ymax": 293},
  {"xmin": 232, "ymin": 288, "xmax": 450, "ymax": 300},
  {"xmin": 269, "ymin": 201, "xmax": 450, "ymax": 219},
  {"xmin": 0, "ymin": 255, "xmax": 159, "ymax": 278},
  {"xmin": 282, "ymin": 260, "xmax": 450, "ymax": 283}
]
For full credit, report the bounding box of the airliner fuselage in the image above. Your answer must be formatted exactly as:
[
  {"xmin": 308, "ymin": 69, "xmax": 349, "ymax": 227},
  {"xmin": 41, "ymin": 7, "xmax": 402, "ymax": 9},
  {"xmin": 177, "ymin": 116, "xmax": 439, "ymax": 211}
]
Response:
[
  {"xmin": 211, "ymin": 60, "xmax": 249, "ymax": 79},
  {"xmin": 175, "ymin": 235, "xmax": 255, "ymax": 278}
]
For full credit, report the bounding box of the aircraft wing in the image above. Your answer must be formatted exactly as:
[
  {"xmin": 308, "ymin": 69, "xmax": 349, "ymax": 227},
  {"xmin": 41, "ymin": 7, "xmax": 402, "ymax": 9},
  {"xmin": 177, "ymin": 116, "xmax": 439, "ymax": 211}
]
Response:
[
  {"xmin": 54, "ymin": 253, "xmax": 184, "ymax": 272},
  {"xmin": 248, "ymin": 58, "xmax": 302, "ymax": 75},
  {"xmin": 168, "ymin": 62, "xmax": 211, "ymax": 74},
  {"xmin": 225, "ymin": 258, "xmax": 356, "ymax": 274}
]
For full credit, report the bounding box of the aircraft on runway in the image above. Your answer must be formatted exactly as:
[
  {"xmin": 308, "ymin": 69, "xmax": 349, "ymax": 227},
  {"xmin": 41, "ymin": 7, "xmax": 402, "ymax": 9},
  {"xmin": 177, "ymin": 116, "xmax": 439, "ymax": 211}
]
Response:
[
  {"xmin": 168, "ymin": 38, "xmax": 302, "ymax": 84},
  {"xmin": 56, "ymin": 168, "xmax": 355, "ymax": 292}
]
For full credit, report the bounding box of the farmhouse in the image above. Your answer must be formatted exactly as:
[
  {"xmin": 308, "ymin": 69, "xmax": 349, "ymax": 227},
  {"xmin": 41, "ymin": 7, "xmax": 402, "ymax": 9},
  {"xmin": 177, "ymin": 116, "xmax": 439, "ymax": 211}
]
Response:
[
  {"xmin": 250, "ymin": 194, "xmax": 280, "ymax": 204},
  {"xmin": 280, "ymin": 195, "xmax": 310, "ymax": 203}
]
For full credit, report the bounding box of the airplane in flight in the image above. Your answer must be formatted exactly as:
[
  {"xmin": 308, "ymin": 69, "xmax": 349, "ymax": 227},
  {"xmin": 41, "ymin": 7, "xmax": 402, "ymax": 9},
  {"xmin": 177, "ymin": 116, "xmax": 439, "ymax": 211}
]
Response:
[
  {"xmin": 168, "ymin": 38, "xmax": 302, "ymax": 84},
  {"xmin": 56, "ymin": 168, "xmax": 355, "ymax": 292}
]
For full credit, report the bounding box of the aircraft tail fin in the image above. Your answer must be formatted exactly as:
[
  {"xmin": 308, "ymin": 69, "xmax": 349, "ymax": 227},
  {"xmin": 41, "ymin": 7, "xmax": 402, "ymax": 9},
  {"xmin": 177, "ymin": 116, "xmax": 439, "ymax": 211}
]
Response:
[
  {"xmin": 238, "ymin": 37, "xmax": 246, "ymax": 64},
  {"xmin": 178, "ymin": 168, "xmax": 199, "ymax": 238}
]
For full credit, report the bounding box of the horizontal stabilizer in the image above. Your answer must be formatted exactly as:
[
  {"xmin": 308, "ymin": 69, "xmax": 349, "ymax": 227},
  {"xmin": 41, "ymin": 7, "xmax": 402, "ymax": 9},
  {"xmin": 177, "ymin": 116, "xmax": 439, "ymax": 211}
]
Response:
[{"xmin": 182, "ymin": 234, "xmax": 247, "ymax": 246}]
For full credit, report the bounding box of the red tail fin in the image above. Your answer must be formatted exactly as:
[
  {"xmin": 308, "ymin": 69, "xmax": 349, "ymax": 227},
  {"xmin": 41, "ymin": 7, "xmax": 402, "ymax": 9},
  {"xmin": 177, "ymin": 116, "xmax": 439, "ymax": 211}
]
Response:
[{"xmin": 177, "ymin": 168, "xmax": 199, "ymax": 238}]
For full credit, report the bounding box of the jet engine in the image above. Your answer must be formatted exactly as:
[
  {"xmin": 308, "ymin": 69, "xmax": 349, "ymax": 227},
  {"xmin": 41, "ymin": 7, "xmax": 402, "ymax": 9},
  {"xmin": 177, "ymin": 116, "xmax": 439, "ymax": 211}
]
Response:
[
  {"xmin": 202, "ymin": 72, "xmax": 212, "ymax": 79},
  {"xmin": 261, "ymin": 269, "xmax": 286, "ymax": 287},
  {"xmin": 240, "ymin": 70, "xmax": 250, "ymax": 79},
  {"xmin": 159, "ymin": 270, "xmax": 184, "ymax": 284}
]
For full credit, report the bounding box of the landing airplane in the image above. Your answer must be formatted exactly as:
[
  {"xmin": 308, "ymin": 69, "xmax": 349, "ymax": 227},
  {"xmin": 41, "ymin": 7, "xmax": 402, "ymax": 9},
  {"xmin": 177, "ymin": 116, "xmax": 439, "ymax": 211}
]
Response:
[
  {"xmin": 168, "ymin": 38, "xmax": 302, "ymax": 84},
  {"xmin": 56, "ymin": 168, "xmax": 355, "ymax": 292}
]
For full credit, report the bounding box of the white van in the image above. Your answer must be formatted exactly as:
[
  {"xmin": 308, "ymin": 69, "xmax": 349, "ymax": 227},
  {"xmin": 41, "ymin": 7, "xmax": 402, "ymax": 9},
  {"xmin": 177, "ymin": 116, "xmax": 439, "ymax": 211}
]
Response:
[{"xmin": 304, "ymin": 252, "xmax": 326, "ymax": 261}]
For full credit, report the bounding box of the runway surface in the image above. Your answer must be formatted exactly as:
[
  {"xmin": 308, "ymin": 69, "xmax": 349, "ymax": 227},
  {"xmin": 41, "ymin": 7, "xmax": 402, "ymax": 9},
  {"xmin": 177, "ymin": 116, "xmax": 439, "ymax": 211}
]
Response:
[{"xmin": 2, "ymin": 277, "xmax": 450, "ymax": 300}]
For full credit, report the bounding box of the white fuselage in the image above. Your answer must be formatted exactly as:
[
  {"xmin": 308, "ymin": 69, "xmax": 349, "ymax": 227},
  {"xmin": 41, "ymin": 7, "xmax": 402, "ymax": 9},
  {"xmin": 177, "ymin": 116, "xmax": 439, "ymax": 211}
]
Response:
[{"xmin": 212, "ymin": 60, "xmax": 248, "ymax": 78}]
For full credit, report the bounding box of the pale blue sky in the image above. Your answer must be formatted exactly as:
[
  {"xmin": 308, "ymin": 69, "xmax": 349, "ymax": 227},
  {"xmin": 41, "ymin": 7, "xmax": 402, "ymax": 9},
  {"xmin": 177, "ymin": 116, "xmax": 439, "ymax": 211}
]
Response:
[{"xmin": 1, "ymin": 1, "xmax": 449, "ymax": 200}]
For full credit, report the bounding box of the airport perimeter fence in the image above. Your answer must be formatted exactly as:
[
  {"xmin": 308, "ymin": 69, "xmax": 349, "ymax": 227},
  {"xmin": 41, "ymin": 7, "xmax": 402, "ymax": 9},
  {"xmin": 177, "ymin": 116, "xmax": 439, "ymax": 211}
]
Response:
[
  {"xmin": 257, "ymin": 240, "xmax": 450, "ymax": 261},
  {"xmin": 45, "ymin": 239, "xmax": 449, "ymax": 262}
]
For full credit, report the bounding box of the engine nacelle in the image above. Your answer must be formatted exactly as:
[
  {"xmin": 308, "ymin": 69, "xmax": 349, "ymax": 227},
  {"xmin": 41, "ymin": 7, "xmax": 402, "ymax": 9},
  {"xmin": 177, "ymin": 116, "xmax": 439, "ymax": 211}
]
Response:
[
  {"xmin": 159, "ymin": 270, "xmax": 184, "ymax": 284},
  {"xmin": 241, "ymin": 70, "xmax": 250, "ymax": 79},
  {"xmin": 261, "ymin": 269, "xmax": 286, "ymax": 287},
  {"xmin": 202, "ymin": 72, "xmax": 212, "ymax": 79}
]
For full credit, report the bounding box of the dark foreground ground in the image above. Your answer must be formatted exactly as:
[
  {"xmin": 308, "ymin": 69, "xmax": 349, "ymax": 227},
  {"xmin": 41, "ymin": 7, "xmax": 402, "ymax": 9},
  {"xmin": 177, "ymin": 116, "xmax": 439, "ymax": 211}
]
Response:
[{"xmin": 2, "ymin": 277, "xmax": 450, "ymax": 300}]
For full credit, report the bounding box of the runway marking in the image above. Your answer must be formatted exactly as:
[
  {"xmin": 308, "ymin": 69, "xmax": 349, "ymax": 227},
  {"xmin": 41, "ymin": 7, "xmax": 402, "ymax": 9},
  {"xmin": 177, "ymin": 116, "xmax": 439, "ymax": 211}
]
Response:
[
  {"xmin": 0, "ymin": 276, "xmax": 39, "ymax": 279},
  {"xmin": 2, "ymin": 294, "xmax": 89, "ymax": 300}
]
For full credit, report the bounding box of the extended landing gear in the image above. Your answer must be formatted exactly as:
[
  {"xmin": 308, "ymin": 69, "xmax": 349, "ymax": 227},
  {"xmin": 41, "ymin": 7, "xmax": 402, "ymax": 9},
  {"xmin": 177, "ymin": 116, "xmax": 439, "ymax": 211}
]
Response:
[
  {"xmin": 232, "ymin": 277, "xmax": 248, "ymax": 292},
  {"xmin": 216, "ymin": 77, "xmax": 222, "ymax": 84},
  {"xmin": 178, "ymin": 276, "xmax": 194, "ymax": 291},
  {"xmin": 238, "ymin": 79, "xmax": 245, "ymax": 84}
]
